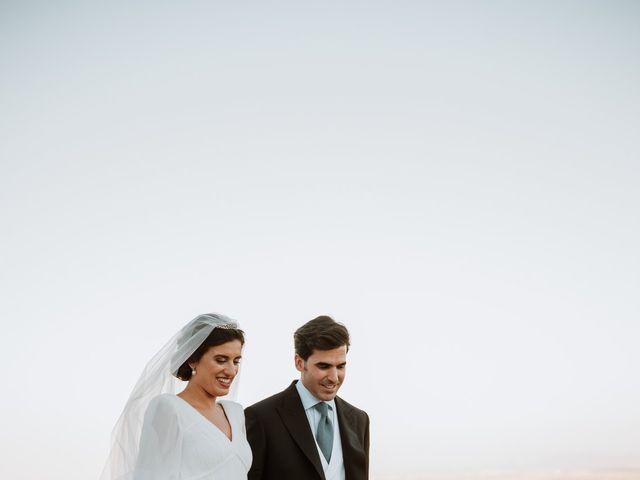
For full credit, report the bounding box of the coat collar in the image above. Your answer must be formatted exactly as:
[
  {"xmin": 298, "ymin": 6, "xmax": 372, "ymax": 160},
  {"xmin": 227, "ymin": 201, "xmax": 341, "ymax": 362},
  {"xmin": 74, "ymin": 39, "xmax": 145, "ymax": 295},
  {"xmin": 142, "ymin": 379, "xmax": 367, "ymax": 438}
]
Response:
[
  {"xmin": 276, "ymin": 381, "xmax": 361, "ymax": 480},
  {"xmin": 335, "ymin": 396, "xmax": 361, "ymax": 480},
  {"xmin": 277, "ymin": 381, "xmax": 326, "ymax": 479}
]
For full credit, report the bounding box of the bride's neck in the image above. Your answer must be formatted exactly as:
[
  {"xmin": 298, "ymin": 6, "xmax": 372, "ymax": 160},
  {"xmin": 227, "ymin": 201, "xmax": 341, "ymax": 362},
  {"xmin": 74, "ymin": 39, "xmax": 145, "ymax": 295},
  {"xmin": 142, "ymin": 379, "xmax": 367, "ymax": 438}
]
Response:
[{"xmin": 178, "ymin": 383, "xmax": 217, "ymax": 410}]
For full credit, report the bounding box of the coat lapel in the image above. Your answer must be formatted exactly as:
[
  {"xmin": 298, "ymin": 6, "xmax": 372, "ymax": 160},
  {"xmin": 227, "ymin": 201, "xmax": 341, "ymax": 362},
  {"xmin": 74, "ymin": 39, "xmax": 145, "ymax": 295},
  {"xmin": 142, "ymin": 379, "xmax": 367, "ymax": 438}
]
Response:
[
  {"xmin": 336, "ymin": 396, "xmax": 360, "ymax": 479},
  {"xmin": 276, "ymin": 382, "xmax": 325, "ymax": 480}
]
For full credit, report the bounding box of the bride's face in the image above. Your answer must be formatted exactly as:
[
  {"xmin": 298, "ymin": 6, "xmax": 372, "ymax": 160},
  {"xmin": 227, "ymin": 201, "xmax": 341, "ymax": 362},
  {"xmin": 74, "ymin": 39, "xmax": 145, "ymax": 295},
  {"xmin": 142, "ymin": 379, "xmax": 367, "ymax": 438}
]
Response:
[
  {"xmin": 295, "ymin": 345, "xmax": 347, "ymax": 401},
  {"xmin": 190, "ymin": 339, "xmax": 243, "ymax": 398}
]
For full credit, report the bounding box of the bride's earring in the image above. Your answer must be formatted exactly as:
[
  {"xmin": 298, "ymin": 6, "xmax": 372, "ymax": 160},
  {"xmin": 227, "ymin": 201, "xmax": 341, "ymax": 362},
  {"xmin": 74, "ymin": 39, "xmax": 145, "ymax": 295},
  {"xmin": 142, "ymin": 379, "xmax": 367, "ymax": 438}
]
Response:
[{"xmin": 191, "ymin": 367, "xmax": 197, "ymax": 377}]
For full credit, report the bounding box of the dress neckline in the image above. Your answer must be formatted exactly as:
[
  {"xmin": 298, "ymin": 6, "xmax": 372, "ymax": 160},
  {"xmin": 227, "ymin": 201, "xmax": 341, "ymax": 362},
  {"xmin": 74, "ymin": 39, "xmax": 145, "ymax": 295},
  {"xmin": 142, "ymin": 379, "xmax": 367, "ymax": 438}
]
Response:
[{"xmin": 173, "ymin": 394, "xmax": 234, "ymax": 442}]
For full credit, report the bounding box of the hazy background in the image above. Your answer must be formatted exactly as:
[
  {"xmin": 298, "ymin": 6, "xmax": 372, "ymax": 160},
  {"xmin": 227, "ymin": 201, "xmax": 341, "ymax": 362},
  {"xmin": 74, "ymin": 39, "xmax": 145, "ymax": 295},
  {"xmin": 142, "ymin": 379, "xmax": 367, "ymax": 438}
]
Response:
[{"xmin": 1, "ymin": 1, "xmax": 639, "ymax": 479}]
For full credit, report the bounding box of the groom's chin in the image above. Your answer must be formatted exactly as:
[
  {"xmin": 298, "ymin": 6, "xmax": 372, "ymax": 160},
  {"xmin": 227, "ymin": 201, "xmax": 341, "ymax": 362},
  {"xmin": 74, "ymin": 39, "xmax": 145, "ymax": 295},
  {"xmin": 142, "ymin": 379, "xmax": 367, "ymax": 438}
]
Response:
[{"xmin": 317, "ymin": 386, "xmax": 339, "ymax": 400}]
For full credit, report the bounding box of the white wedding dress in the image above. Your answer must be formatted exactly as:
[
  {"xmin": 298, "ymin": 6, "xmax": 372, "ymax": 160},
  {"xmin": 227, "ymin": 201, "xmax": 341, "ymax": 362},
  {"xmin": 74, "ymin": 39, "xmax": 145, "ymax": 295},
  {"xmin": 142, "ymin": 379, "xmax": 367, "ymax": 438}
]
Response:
[{"xmin": 133, "ymin": 394, "xmax": 252, "ymax": 480}]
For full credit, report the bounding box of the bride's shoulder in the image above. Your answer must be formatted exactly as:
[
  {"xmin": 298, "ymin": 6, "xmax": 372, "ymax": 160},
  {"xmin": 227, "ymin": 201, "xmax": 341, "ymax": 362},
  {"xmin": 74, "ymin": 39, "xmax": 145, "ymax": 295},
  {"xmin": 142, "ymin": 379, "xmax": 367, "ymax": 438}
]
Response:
[
  {"xmin": 149, "ymin": 393, "xmax": 182, "ymax": 405},
  {"xmin": 219, "ymin": 399, "xmax": 244, "ymax": 415},
  {"xmin": 146, "ymin": 394, "xmax": 183, "ymax": 416}
]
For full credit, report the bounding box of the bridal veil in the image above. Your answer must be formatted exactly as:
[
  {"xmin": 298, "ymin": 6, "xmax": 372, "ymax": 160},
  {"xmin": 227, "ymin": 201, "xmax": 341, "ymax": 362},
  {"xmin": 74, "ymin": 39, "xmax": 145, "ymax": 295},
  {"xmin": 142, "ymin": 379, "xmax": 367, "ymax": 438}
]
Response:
[{"xmin": 100, "ymin": 313, "xmax": 241, "ymax": 480}]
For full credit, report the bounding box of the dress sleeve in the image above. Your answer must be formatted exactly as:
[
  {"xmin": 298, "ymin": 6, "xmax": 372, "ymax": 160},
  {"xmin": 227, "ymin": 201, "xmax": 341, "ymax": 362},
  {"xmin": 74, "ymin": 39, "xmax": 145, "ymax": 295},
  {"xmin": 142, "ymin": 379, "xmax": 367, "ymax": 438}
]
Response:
[{"xmin": 133, "ymin": 396, "xmax": 183, "ymax": 480}]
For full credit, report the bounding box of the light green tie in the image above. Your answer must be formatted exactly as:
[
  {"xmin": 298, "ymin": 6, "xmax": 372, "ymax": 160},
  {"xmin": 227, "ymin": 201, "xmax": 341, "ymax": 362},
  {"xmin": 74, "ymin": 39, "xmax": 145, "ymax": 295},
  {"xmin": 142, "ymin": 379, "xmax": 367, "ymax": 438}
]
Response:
[{"xmin": 314, "ymin": 402, "xmax": 333, "ymax": 462}]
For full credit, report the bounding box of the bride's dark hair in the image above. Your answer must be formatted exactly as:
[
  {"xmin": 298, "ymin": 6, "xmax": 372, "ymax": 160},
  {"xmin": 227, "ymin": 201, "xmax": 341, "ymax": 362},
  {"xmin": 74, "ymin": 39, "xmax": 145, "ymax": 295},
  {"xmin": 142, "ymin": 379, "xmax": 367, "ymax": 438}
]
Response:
[{"xmin": 176, "ymin": 327, "xmax": 245, "ymax": 381}]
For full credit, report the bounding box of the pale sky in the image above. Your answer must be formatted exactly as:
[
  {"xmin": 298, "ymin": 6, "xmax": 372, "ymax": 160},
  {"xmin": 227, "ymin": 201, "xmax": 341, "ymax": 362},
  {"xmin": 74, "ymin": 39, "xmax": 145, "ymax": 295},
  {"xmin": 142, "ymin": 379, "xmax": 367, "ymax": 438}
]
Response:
[{"xmin": 1, "ymin": 1, "xmax": 639, "ymax": 479}]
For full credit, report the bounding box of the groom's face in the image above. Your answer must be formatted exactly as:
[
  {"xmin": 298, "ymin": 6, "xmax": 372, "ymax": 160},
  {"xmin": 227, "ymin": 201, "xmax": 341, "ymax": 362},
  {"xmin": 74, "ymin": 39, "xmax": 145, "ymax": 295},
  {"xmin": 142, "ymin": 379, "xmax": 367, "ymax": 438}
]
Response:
[{"xmin": 295, "ymin": 345, "xmax": 347, "ymax": 401}]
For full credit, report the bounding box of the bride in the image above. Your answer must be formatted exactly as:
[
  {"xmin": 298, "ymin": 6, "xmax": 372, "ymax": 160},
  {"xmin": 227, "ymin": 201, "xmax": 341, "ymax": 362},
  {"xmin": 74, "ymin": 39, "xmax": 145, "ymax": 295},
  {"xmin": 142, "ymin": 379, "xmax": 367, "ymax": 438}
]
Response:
[{"xmin": 101, "ymin": 313, "xmax": 252, "ymax": 480}]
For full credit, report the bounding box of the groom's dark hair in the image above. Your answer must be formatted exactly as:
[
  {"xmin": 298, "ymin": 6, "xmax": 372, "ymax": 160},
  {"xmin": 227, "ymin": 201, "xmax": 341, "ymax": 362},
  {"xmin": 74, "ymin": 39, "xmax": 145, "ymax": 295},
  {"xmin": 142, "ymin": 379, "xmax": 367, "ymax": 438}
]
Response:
[{"xmin": 294, "ymin": 315, "xmax": 350, "ymax": 361}]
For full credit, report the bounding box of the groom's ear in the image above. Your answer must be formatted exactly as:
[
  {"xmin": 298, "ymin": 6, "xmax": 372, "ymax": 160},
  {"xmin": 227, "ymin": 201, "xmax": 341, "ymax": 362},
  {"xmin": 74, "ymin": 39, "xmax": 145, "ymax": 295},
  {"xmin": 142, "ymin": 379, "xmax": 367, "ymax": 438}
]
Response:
[{"xmin": 294, "ymin": 353, "xmax": 305, "ymax": 372}]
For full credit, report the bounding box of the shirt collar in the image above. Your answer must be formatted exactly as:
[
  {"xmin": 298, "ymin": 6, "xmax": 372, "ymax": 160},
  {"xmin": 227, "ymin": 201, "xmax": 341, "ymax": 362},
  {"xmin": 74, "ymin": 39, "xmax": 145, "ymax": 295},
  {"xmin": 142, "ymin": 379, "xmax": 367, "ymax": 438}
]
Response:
[{"xmin": 295, "ymin": 379, "xmax": 337, "ymax": 412}]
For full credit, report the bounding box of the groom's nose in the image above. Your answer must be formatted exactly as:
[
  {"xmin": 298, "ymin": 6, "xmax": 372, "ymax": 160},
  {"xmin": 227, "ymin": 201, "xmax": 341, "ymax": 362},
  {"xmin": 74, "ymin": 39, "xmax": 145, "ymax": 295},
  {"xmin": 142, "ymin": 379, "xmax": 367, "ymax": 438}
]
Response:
[{"xmin": 326, "ymin": 367, "xmax": 339, "ymax": 382}]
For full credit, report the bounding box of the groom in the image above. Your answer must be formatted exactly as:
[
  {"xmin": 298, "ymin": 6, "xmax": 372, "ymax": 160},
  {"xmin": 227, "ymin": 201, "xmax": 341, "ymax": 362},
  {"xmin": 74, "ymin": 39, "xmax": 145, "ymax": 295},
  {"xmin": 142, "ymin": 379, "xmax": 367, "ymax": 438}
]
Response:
[{"xmin": 245, "ymin": 315, "xmax": 370, "ymax": 480}]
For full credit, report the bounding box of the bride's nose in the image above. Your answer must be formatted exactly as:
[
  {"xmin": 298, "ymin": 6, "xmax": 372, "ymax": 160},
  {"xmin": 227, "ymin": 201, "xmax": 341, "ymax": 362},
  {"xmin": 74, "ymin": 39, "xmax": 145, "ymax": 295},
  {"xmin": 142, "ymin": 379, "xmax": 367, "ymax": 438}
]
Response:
[{"xmin": 223, "ymin": 361, "xmax": 237, "ymax": 376}]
